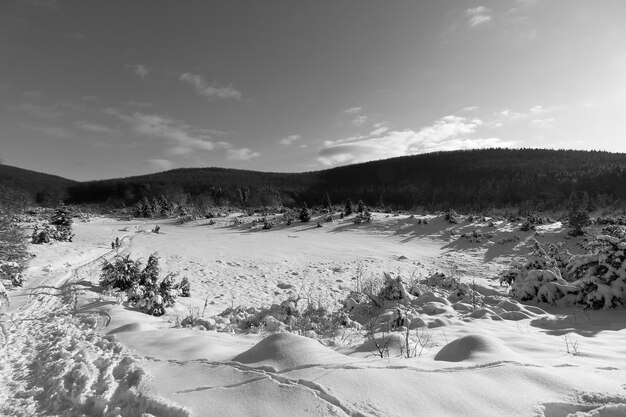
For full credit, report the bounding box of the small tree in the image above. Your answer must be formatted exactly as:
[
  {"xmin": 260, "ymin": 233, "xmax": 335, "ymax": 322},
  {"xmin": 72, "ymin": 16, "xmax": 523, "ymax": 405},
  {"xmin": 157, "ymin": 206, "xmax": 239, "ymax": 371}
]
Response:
[
  {"xmin": 158, "ymin": 194, "xmax": 173, "ymax": 217},
  {"xmin": 323, "ymin": 193, "xmax": 332, "ymax": 212},
  {"xmin": 568, "ymin": 193, "xmax": 591, "ymax": 236},
  {"xmin": 569, "ymin": 209, "xmax": 591, "ymax": 236},
  {"xmin": 51, "ymin": 204, "xmax": 73, "ymax": 228},
  {"xmin": 357, "ymin": 200, "xmax": 366, "ymax": 214},
  {"xmin": 299, "ymin": 204, "xmax": 311, "ymax": 223},
  {"xmin": 344, "ymin": 199, "xmax": 354, "ymax": 216},
  {"xmin": 141, "ymin": 253, "xmax": 160, "ymax": 289},
  {"xmin": 32, "ymin": 204, "xmax": 75, "ymax": 243}
]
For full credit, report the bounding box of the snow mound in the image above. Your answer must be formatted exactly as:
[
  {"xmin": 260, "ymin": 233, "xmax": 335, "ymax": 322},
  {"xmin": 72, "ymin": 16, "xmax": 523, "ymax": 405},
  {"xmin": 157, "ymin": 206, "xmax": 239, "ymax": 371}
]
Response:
[
  {"xmin": 232, "ymin": 332, "xmax": 350, "ymax": 372},
  {"xmin": 354, "ymin": 332, "xmax": 408, "ymax": 354},
  {"xmin": 107, "ymin": 322, "xmax": 157, "ymax": 334},
  {"xmin": 434, "ymin": 334, "xmax": 518, "ymax": 363}
]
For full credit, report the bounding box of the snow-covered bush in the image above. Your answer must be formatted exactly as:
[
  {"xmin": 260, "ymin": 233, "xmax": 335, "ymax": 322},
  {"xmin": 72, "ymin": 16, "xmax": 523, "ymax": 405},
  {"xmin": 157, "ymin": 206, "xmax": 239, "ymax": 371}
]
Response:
[
  {"xmin": 461, "ymin": 229, "xmax": 494, "ymax": 243},
  {"xmin": 0, "ymin": 215, "xmax": 28, "ymax": 286},
  {"xmin": 445, "ymin": 210, "xmax": 460, "ymax": 224},
  {"xmin": 100, "ymin": 253, "xmax": 189, "ymax": 316},
  {"xmin": 31, "ymin": 205, "xmax": 75, "ymax": 244},
  {"xmin": 354, "ymin": 210, "xmax": 372, "ymax": 224},
  {"xmin": 601, "ymin": 225, "xmax": 626, "ymax": 239},
  {"xmin": 501, "ymin": 236, "xmax": 626, "ymax": 309},
  {"xmin": 567, "ymin": 236, "xmax": 626, "ymax": 309},
  {"xmin": 299, "ymin": 205, "xmax": 311, "ymax": 222},
  {"xmin": 499, "ymin": 238, "xmax": 574, "ymax": 303},
  {"xmin": 498, "ymin": 235, "xmax": 520, "ymax": 244}
]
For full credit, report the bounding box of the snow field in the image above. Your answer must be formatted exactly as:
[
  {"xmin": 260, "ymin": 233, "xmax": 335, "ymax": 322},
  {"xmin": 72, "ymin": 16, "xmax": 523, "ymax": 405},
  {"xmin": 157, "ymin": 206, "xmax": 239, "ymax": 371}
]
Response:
[{"xmin": 2, "ymin": 212, "xmax": 626, "ymax": 416}]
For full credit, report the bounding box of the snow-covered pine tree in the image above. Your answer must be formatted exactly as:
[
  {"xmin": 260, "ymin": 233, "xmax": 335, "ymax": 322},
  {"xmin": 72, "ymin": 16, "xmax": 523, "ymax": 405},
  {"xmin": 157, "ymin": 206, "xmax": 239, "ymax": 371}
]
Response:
[{"xmin": 299, "ymin": 204, "xmax": 311, "ymax": 222}]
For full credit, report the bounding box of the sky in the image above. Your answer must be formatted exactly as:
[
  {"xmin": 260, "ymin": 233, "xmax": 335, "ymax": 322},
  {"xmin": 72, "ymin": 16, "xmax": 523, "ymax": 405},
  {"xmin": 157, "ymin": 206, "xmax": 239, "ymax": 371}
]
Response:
[{"xmin": 1, "ymin": 0, "xmax": 625, "ymax": 181}]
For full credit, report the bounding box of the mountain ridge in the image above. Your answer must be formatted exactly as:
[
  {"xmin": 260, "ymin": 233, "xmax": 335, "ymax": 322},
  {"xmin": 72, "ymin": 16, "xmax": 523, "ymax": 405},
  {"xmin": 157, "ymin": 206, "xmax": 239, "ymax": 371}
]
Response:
[{"xmin": 3, "ymin": 148, "xmax": 626, "ymax": 210}]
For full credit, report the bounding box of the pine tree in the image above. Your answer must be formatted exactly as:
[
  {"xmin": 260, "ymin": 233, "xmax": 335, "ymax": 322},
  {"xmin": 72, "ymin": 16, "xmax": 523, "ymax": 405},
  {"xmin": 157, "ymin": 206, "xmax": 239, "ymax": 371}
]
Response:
[
  {"xmin": 51, "ymin": 204, "xmax": 73, "ymax": 227},
  {"xmin": 158, "ymin": 194, "xmax": 172, "ymax": 216},
  {"xmin": 323, "ymin": 193, "xmax": 332, "ymax": 211},
  {"xmin": 141, "ymin": 253, "xmax": 160, "ymax": 289},
  {"xmin": 50, "ymin": 204, "xmax": 74, "ymax": 242},
  {"xmin": 344, "ymin": 199, "xmax": 353, "ymax": 216},
  {"xmin": 357, "ymin": 200, "xmax": 365, "ymax": 213},
  {"xmin": 568, "ymin": 193, "xmax": 591, "ymax": 236},
  {"xmin": 299, "ymin": 204, "xmax": 311, "ymax": 222}
]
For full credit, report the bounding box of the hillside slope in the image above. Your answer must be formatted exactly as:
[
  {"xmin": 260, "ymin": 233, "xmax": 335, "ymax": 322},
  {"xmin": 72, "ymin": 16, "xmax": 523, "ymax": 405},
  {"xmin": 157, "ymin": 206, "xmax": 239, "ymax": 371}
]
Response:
[
  {"xmin": 0, "ymin": 164, "xmax": 77, "ymax": 205},
  {"xmin": 65, "ymin": 149, "xmax": 626, "ymax": 210}
]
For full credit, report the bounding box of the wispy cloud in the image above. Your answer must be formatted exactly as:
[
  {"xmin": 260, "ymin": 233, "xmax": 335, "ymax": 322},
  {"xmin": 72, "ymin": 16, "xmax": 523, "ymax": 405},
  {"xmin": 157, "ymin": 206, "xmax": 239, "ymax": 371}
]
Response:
[
  {"xmin": 10, "ymin": 102, "xmax": 64, "ymax": 119},
  {"xmin": 343, "ymin": 106, "xmax": 363, "ymax": 114},
  {"xmin": 492, "ymin": 104, "xmax": 557, "ymax": 125},
  {"xmin": 27, "ymin": 125, "xmax": 74, "ymax": 138},
  {"xmin": 227, "ymin": 148, "xmax": 260, "ymax": 161},
  {"xmin": 529, "ymin": 118, "xmax": 554, "ymax": 128},
  {"xmin": 22, "ymin": 90, "xmax": 43, "ymax": 99},
  {"xmin": 145, "ymin": 159, "xmax": 174, "ymax": 171},
  {"xmin": 466, "ymin": 6, "xmax": 493, "ymax": 27},
  {"xmin": 279, "ymin": 134, "xmax": 302, "ymax": 146},
  {"xmin": 127, "ymin": 64, "xmax": 149, "ymax": 79},
  {"xmin": 318, "ymin": 115, "xmax": 516, "ymax": 166},
  {"xmin": 107, "ymin": 110, "xmax": 220, "ymax": 155},
  {"xmin": 340, "ymin": 106, "xmax": 370, "ymax": 127},
  {"xmin": 106, "ymin": 109, "xmax": 258, "ymax": 161},
  {"xmin": 179, "ymin": 73, "xmax": 242, "ymax": 100},
  {"xmin": 351, "ymin": 115, "xmax": 368, "ymax": 127}
]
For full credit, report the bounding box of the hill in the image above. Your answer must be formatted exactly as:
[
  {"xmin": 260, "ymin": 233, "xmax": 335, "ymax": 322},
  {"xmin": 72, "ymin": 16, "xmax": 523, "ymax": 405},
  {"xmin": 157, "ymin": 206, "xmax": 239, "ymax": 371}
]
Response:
[
  {"xmin": 65, "ymin": 148, "xmax": 626, "ymax": 211},
  {"xmin": 0, "ymin": 164, "xmax": 77, "ymax": 207}
]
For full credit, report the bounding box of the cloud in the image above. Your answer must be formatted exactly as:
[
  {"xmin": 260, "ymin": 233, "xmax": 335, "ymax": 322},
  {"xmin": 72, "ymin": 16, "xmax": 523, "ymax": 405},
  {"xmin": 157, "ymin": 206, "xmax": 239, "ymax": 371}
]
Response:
[
  {"xmin": 22, "ymin": 90, "xmax": 43, "ymax": 99},
  {"xmin": 279, "ymin": 134, "xmax": 302, "ymax": 146},
  {"xmin": 107, "ymin": 110, "xmax": 219, "ymax": 155},
  {"xmin": 145, "ymin": 159, "xmax": 174, "ymax": 171},
  {"xmin": 370, "ymin": 124, "xmax": 389, "ymax": 136},
  {"xmin": 343, "ymin": 107, "xmax": 362, "ymax": 114},
  {"xmin": 461, "ymin": 106, "xmax": 478, "ymax": 112},
  {"xmin": 530, "ymin": 105, "xmax": 544, "ymax": 113},
  {"xmin": 179, "ymin": 73, "xmax": 242, "ymax": 100},
  {"xmin": 27, "ymin": 125, "xmax": 74, "ymax": 138},
  {"xmin": 106, "ymin": 109, "xmax": 258, "ymax": 161},
  {"xmin": 493, "ymin": 104, "xmax": 557, "ymax": 125},
  {"xmin": 127, "ymin": 64, "xmax": 149, "ymax": 79},
  {"xmin": 10, "ymin": 102, "xmax": 64, "ymax": 119},
  {"xmin": 317, "ymin": 115, "xmax": 516, "ymax": 166},
  {"xmin": 227, "ymin": 148, "xmax": 261, "ymax": 161},
  {"xmin": 466, "ymin": 6, "xmax": 493, "ymax": 27},
  {"xmin": 529, "ymin": 118, "xmax": 554, "ymax": 128},
  {"xmin": 352, "ymin": 115, "xmax": 368, "ymax": 126}
]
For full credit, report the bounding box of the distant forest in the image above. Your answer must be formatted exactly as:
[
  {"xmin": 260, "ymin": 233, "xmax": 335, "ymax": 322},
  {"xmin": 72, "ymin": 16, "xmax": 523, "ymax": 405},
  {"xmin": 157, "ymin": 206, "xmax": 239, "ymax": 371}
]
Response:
[{"xmin": 58, "ymin": 149, "xmax": 626, "ymax": 212}]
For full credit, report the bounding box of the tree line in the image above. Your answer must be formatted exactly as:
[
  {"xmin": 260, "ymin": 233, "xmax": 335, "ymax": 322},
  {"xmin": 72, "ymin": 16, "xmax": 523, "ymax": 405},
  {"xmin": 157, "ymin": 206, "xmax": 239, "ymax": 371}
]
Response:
[{"xmin": 5, "ymin": 148, "xmax": 626, "ymax": 212}]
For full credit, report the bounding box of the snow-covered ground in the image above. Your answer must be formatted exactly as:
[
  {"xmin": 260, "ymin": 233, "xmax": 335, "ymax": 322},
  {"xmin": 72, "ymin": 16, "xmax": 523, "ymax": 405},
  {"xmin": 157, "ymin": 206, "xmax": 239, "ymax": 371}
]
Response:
[{"xmin": 1, "ymin": 213, "xmax": 625, "ymax": 416}]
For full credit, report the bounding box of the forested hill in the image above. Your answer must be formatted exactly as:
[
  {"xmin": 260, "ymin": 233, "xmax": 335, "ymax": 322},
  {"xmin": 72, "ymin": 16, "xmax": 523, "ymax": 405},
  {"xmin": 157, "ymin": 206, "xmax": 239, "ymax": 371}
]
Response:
[
  {"xmin": 63, "ymin": 149, "xmax": 626, "ymax": 211},
  {"xmin": 0, "ymin": 164, "xmax": 77, "ymax": 206}
]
